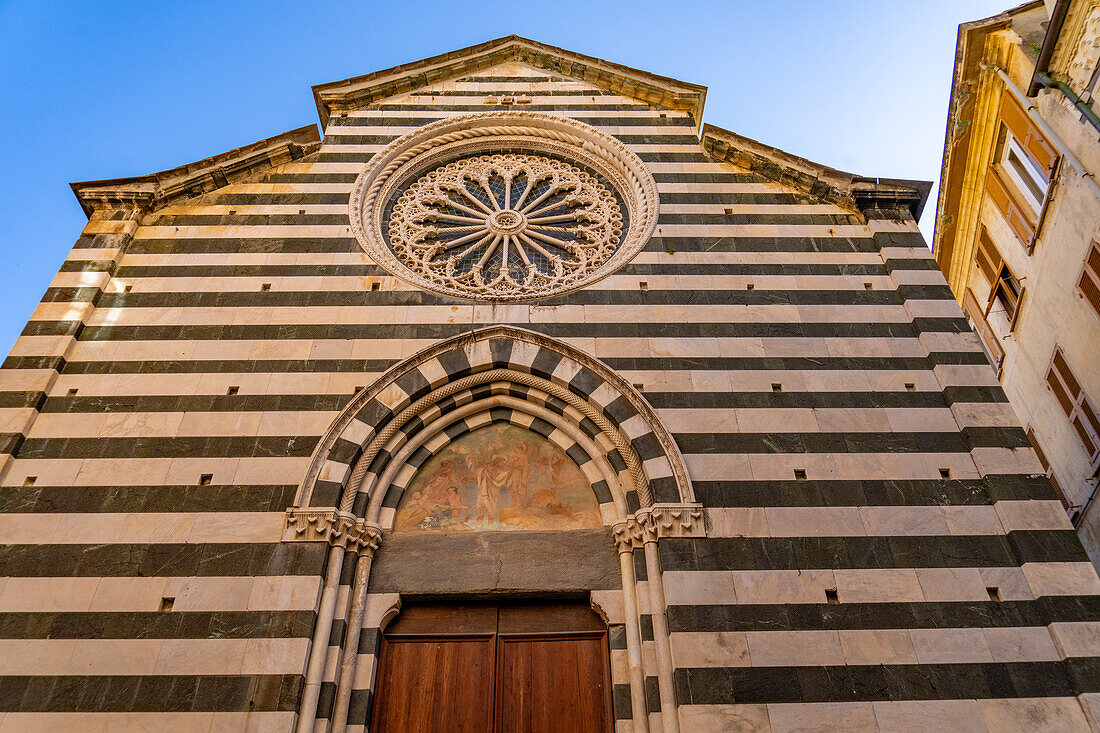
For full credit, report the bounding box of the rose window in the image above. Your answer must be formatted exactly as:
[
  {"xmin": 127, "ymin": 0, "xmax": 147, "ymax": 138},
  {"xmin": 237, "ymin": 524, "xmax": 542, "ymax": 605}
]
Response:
[
  {"xmin": 385, "ymin": 154, "xmax": 624, "ymax": 298},
  {"xmin": 349, "ymin": 112, "xmax": 660, "ymax": 301}
]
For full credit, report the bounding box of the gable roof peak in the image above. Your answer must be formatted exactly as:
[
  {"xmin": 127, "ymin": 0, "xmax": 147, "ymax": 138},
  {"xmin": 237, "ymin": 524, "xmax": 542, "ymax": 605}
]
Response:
[{"xmin": 311, "ymin": 36, "xmax": 707, "ymax": 125}]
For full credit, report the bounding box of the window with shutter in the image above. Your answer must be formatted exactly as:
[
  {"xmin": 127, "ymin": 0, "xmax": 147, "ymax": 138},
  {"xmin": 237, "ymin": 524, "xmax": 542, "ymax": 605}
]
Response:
[
  {"xmin": 1000, "ymin": 132, "xmax": 1049, "ymax": 213},
  {"xmin": 985, "ymin": 167, "xmax": 1037, "ymax": 249},
  {"xmin": 984, "ymin": 93, "xmax": 1059, "ymax": 254},
  {"xmin": 974, "ymin": 227, "xmax": 1002, "ymax": 285},
  {"xmin": 1046, "ymin": 347, "xmax": 1100, "ymax": 466},
  {"xmin": 987, "ymin": 261, "xmax": 1024, "ymax": 329},
  {"xmin": 963, "ymin": 288, "xmax": 1004, "ymax": 374},
  {"xmin": 1026, "ymin": 427, "xmax": 1072, "ymax": 511},
  {"xmin": 1000, "ymin": 93, "xmax": 1059, "ymax": 176},
  {"xmin": 1078, "ymin": 238, "xmax": 1100, "ymax": 322}
]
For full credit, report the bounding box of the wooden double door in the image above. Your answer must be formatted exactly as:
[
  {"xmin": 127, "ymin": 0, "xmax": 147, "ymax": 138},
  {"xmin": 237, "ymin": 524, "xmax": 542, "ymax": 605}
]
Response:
[{"xmin": 371, "ymin": 600, "xmax": 613, "ymax": 733}]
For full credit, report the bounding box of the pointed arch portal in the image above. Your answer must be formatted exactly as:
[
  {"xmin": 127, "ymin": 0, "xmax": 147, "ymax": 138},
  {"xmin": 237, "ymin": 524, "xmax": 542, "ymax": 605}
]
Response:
[{"xmin": 284, "ymin": 326, "xmax": 703, "ymax": 733}]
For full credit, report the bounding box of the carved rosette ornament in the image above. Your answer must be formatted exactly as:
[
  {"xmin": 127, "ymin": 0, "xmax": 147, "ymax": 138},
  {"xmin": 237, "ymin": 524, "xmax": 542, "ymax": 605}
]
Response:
[{"xmin": 350, "ymin": 112, "xmax": 660, "ymax": 301}]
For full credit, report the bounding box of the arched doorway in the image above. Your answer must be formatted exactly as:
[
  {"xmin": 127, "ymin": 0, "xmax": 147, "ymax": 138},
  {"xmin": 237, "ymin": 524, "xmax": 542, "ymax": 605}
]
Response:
[{"xmin": 286, "ymin": 326, "xmax": 703, "ymax": 733}]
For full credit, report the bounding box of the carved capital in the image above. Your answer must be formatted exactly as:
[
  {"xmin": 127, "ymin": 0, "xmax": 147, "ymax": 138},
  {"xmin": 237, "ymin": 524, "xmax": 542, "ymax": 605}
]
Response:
[
  {"xmin": 611, "ymin": 504, "xmax": 705, "ymax": 551},
  {"xmin": 283, "ymin": 509, "xmax": 383, "ymax": 556},
  {"xmin": 649, "ymin": 504, "xmax": 706, "ymax": 539},
  {"xmin": 611, "ymin": 517, "xmax": 646, "ymax": 553}
]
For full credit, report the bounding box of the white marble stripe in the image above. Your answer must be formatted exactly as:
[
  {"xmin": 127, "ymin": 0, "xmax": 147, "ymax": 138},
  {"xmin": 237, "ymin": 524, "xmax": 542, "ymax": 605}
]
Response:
[
  {"xmin": 319, "ymin": 142, "xmax": 703, "ymax": 155},
  {"xmin": 677, "ymin": 698, "xmax": 1091, "ymax": 733},
  {"xmin": 115, "ymin": 250, "xmax": 889, "ymax": 266},
  {"xmin": 685, "ymin": 452, "xmax": 981, "ymax": 482},
  {"xmin": 56, "ymin": 336, "xmax": 933, "ymax": 364},
  {"xmin": 12, "ymin": 333, "xmax": 940, "ymax": 366},
  {"xmin": 322, "ymin": 124, "xmax": 698, "ymax": 136},
  {"xmin": 156, "ymin": 180, "xmax": 794, "ymax": 195},
  {"xmin": 159, "ymin": 201, "xmax": 841, "ymax": 217},
  {"xmin": 0, "ymin": 575, "xmax": 320, "ymax": 612},
  {"xmin": 0, "ymin": 511, "xmax": 287, "ymax": 544},
  {"xmin": 661, "ymin": 563, "xmax": 1100, "ymax": 605},
  {"xmin": 45, "ymin": 370, "xmax": 944, "ymax": 399},
  {"xmin": 332, "ymin": 108, "xmax": 686, "ymax": 119},
  {"xmin": 72, "ymin": 303, "xmax": 914, "ymax": 327},
  {"xmin": 109, "ymin": 274, "xmax": 899, "ymax": 294},
  {"xmin": 270, "ymin": 160, "xmax": 735, "ymax": 174},
  {"xmin": 1, "ymin": 456, "xmax": 311, "ymax": 487},
  {"xmin": 704, "ymin": 505, "xmax": 1016, "ymax": 538},
  {"xmin": 0, "ymin": 637, "xmax": 309, "ymax": 676},
  {"xmin": 669, "ymin": 626, "xmax": 1062, "ymax": 667},
  {"xmin": 337, "ymin": 108, "xmax": 691, "ymax": 118},
  {"xmin": 22, "ymin": 407, "xmax": 969, "ymax": 439},
  {"xmin": 128, "ymin": 223, "xmax": 869, "ymax": 238},
  {"xmin": 361, "ymin": 95, "xmax": 645, "ymax": 104}
]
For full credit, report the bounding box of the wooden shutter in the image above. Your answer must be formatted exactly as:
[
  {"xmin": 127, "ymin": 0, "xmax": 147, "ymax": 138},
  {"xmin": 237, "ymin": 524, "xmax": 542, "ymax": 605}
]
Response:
[
  {"xmin": 974, "ymin": 227, "xmax": 1003, "ymax": 284},
  {"xmin": 989, "ymin": 262, "xmax": 1024, "ymax": 327},
  {"xmin": 1047, "ymin": 347, "xmax": 1100, "ymax": 463},
  {"xmin": 1027, "ymin": 427, "xmax": 1070, "ymax": 509},
  {"xmin": 963, "ymin": 288, "xmax": 1004, "ymax": 373},
  {"xmin": 1078, "ymin": 238, "xmax": 1100, "ymax": 321},
  {"xmin": 1001, "ymin": 93, "xmax": 1059, "ymax": 176},
  {"xmin": 986, "ymin": 168, "xmax": 1037, "ymax": 248}
]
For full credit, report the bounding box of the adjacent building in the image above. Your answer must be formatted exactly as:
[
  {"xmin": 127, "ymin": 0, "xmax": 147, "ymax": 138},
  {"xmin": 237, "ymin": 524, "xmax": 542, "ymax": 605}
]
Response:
[
  {"xmin": 1, "ymin": 35, "xmax": 1099, "ymax": 732},
  {"xmin": 935, "ymin": 0, "xmax": 1100, "ymax": 566}
]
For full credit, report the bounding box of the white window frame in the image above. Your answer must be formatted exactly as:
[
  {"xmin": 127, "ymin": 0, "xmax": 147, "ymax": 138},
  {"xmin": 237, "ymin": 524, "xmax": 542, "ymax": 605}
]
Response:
[{"xmin": 999, "ymin": 131, "xmax": 1049, "ymax": 215}]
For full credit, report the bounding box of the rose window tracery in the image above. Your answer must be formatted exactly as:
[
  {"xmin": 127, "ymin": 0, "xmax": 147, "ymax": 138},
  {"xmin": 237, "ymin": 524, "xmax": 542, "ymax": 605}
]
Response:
[
  {"xmin": 349, "ymin": 112, "xmax": 660, "ymax": 301},
  {"xmin": 386, "ymin": 154, "xmax": 624, "ymax": 298}
]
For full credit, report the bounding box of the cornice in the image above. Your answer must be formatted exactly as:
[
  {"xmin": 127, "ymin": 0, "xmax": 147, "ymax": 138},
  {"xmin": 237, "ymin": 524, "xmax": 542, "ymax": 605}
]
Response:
[
  {"xmin": 70, "ymin": 124, "xmax": 321, "ymax": 218},
  {"xmin": 932, "ymin": 2, "xmax": 1045, "ymax": 279},
  {"xmin": 1049, "ymin": 0, "xmax": 1100, "ymax": 84},
  {"xmin": 701, "ymin": 124, "xmax": 932, "ymax": 221},
  {"xmin": 312, "ymin": 35, "xmax": 707, "ymax": 127}
]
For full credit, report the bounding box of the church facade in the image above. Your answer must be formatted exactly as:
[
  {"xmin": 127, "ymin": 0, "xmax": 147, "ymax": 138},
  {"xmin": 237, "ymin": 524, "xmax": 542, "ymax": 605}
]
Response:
[{"xmin": 2, "ymin": 36, "xmax": 1100, "ymax": 732}]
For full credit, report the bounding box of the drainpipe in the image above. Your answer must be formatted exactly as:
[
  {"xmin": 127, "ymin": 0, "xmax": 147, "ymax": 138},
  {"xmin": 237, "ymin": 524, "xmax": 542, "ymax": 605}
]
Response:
[
  {"xmin": 1025, "ymin": 0, "xmax": 1100, "ymax": 136},
  {"xmin": 983, "ymin": 64, "xmax": 1100, "ymax": 201},
  {"xmin": 1074, "ymin": 475, "xmax": 1100, "ymax": 530},
  {"xmin": 1032, "ymin": 72, "xmax": 1100, "ymax": 136},
  {"xmin": 1028, "ymin": 0, "xmax": 1070, "ymax": 96}
]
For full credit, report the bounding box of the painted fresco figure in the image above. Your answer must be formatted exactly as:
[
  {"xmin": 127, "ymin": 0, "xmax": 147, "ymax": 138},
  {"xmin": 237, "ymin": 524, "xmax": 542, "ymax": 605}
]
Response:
[
  {"xmin": 438, "ymin": 485, "xmax": 470, "ymax": 523},
  {"xmin": 505, "ymin": 441, "xmax": 532, "ymax": 502},
  {"xmin": 468, "ymin": 453, "xmax": 510, "ymax": 526}
]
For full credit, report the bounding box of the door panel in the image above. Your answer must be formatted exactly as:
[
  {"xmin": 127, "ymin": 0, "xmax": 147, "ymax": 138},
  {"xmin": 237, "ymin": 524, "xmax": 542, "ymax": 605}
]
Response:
[
  {"xmin": 371, "ymin": 601, "xmax": 612, "ymax": 733},
  {"xmin": 371, "ymin": 637, "xmax": 494, "ymax": 733},
  {"xmin": 496, "ymin": 635, "xmax": 612, "ymax": 733}
]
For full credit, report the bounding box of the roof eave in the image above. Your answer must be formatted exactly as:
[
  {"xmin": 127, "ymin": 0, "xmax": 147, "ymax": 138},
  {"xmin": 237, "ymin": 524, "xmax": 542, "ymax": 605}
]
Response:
[
  {"xmin": 70, "ymin": 124, "xmax": 321, "ymax": 218},
  {"xmin": 701, "ymin": 124, "xmax": 932, "ymax": 221}
]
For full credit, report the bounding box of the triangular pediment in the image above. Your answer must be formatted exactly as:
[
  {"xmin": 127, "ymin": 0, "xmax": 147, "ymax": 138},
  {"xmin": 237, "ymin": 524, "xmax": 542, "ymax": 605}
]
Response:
[
  {"xmin": 311, "ymin": 35, "xmax": 708, "ymax": 125},
  {"xmin": 68, "ymin": 39, "xmax": 932, "ymax": 222}
]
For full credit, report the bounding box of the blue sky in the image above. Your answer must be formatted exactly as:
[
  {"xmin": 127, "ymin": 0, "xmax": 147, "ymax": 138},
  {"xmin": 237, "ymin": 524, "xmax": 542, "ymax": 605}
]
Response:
[{"xmin": 0, "ymin": 0, "xmax": 1011, "ymax": 357}]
